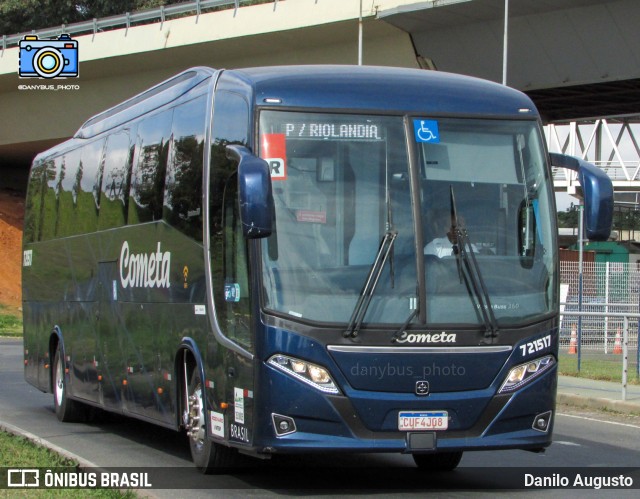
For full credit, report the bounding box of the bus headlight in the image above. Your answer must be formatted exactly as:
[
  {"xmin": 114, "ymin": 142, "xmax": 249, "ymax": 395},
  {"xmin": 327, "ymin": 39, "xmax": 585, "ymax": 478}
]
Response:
[
  {"xmin": 268, "ymin": 354, "xmax": 340, "ymax": 394},
  {"xmin": 498, "ymin": 355, "xmax": 555, "ymax": 394}
]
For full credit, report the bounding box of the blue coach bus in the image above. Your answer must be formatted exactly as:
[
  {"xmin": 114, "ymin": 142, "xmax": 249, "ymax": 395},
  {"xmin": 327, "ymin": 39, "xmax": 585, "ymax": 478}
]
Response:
[{"xmin": 22, "ymin": 65, "xmax": 613, "ymax": 472}]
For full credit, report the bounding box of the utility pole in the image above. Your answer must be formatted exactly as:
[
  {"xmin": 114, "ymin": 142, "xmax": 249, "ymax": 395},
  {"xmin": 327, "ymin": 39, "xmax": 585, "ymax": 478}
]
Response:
[
  {"xmin": 358, "ymin": 0, "xmax": 363, "ymax": 66},
  {"xmin": 502, "ymin": 0, "xmax": 509, "ymax": 85}
]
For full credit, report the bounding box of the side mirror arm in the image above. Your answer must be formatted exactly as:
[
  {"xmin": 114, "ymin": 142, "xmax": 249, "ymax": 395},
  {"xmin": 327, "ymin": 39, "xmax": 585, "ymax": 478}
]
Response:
[{"xmin": 549, "ymin": 153, "xmax": 613, "ymax": 241}]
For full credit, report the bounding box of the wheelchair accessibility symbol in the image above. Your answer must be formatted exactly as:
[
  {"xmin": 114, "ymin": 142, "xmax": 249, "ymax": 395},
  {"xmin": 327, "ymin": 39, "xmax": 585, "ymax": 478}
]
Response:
[{"xmin": 413, "ymin": 119, "xmax": 440, "ymax": 143}]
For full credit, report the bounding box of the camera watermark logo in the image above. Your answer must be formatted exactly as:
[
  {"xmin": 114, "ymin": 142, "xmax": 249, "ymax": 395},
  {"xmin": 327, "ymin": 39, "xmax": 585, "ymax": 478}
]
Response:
[
  {"xmin": 18, "ymin": 34, "xmax": 79, "ymax": 79},
  {"xmin": 7, "ymin": 469, "xmax": 40, "ymax": 487}
]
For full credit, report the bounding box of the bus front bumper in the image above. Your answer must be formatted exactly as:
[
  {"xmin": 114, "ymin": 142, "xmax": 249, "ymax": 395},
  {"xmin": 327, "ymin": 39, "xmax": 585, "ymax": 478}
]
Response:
[{"xmin": 251, "ymin": 363, "xmax": 556, "ymax": 455}]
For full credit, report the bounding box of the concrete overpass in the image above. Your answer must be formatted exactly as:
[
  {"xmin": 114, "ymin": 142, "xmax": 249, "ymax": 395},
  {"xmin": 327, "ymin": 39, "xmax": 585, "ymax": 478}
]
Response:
[{"xmin": 1, "ymin": 0, "xmax": 639, "ymax": 193}]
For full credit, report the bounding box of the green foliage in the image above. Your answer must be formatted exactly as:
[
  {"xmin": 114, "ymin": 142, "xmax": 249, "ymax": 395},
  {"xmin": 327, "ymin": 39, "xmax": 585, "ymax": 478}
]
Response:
[
  {"xmin": 559, "ymin": 353, "xmax": 640, "ymax": 384},
  {"xmin": 0, "ymin": 431, "xmax": 136, "ymax": 497},
  {"xmin": 558, "ymin": 202, "xmax": 640, "ymax": 233},
  {"xmin": 1, "ymin": 0, "xmax": 87, "ymax": 35},
  {"xmin": 1, "ymin": 0, "xmax": 275, "ymax": 36},
  {"xmin": 613, "ymin": 207, "xmax": 640, "ymax": 231},
  {"xmin": 557, "ymin": 203, "xmax": 580, "ymax": 229},
  {"xmin": 0, "ymin": 315, "xmax": 22, "ymax": 336},
  {"xmin": 0, "ymin": 431, "xmax": 76, "ymax": 467},
  {"xmin": 0, "ymin": 304, "xmax": 22, "ymax": 336}
]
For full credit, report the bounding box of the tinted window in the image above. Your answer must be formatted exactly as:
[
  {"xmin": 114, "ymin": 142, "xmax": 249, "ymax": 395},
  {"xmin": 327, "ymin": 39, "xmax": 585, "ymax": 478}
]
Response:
[
  {"xmin": 99, "ymin": 129, "xmax": 134, "ymax": 230},
  {"xmin": 221, "ymin": 173, "xmax": 252, "ymax": 348},
  {"xmin": 209, "ymin": 91, "xmax": 252, "ymax": 350},
  {"xmin": 128, "ymin": 109, "xmax": 173, "ymax": 224},
  {"xmin": 23, "ymin": 159, "xmax": 51, "ymax": 243},
  {"xmin": 56, "ymin": 140, "xmax": 104, "ymax": 238},
  {"xmin": 53, "ymin": 150, "xmax": 79, "ymax": 238},
  {"xmin": 163, "ymin": 96, "xmax": 206, "ymax": 241}
]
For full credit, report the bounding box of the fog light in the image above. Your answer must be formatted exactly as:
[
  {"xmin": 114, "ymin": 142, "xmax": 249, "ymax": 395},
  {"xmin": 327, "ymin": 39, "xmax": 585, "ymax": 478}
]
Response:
[
  {"xmin": 532, "ymin": 411, "xmax": 552, "ymax": 433},
  {"xmin": 272, "ymin": 413, "xmax": 297, "ymax": 436}
]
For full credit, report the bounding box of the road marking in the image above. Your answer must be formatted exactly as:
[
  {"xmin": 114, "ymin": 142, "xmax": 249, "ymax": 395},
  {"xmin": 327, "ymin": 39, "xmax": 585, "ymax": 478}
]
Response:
[
  {"xmin": 553, "ymin": 440, "xmax": 581, "ymax": 446},
  {"xmin": 558, "ymin": 412, "xmax": 640, "ymax": 430}
]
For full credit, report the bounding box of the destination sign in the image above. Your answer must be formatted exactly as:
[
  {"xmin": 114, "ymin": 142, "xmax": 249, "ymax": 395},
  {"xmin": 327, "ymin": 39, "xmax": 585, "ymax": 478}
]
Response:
[{"xmin": 281, "ymin": 122, "xmax": 384, "ymax": 140}]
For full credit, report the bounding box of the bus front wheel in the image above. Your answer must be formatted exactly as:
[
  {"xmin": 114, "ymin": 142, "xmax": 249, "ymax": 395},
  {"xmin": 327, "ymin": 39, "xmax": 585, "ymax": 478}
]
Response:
[
  {"xmin": 413, "ymin": 451, "xmax": 463, "ymax": 471},
  {"xmin": 52, "ymin": 345, "xmax": 87, "ymax": 422},
  {"xmin": 186, "ymin": 369, "xmax": 236, "ymax": 473}
]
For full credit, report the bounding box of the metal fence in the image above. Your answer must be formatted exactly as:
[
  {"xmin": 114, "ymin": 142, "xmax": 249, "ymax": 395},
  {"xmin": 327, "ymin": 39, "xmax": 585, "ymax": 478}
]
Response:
[
  {"xmin": 559, "ymin": 261, "xmax": 640, "ymax": 398},
  {"xmin": 1, "ymin": 0, "xmax": 276, "ymax": 52},
  {"xmin": 560, "ymin": 261, "xmax": 640, "ymax": 350}
]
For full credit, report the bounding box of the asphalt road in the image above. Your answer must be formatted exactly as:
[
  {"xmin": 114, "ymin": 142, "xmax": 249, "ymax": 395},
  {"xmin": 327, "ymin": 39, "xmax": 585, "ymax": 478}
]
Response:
[{"xmin": 1, "ymin": 337, "xmax": 639, "ymax": 497}]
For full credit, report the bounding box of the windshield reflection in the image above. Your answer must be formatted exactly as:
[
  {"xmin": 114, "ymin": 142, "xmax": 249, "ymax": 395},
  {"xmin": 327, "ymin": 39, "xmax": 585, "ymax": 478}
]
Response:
[{"xmin": 259, "ymin": 111, "xmax": 556, "ymax": 328}]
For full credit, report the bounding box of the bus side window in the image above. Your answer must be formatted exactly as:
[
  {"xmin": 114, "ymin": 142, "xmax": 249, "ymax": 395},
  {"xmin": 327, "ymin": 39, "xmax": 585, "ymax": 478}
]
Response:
[
  {"xmin": 163, "ymin": 96, "xmax": 206, "ymax": 241},
  {"xmin": 128, "ymin": 109, "xmax": 173, "ymax": 225},
  {"xmin": 99, "ymin": 129, "xmax": 133, "ymax": 230},
  {"xmin": 221, "ymin": 173, "xmax": 252, "ymax": 348},
  {"xmin": 55, "ymin": 140, "xmax": 104, "ymax": 238},
  {"xmin": 23, "ymin": 159, "xmax": 49, "ymax": 243},
  {"xmin": 77, "ymin": 139, "xmax": 104, "ymax": 234},
  {"xmin": 53, "ymin": 150, "xmax": 79, "ymax": 238}
]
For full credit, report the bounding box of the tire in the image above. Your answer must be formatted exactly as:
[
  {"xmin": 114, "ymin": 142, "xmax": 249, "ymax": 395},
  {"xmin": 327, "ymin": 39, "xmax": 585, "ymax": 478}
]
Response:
[
  {"xmin": 186, "ymin": 368, "xmax": 237, "ymax": 473},
  {"xmin": 52, "ymin": 345, "xmax": 88, "ymax": 422},
  {"xmin": 413, "ymin": 451, "xmax": 463, "ymax": 471}
]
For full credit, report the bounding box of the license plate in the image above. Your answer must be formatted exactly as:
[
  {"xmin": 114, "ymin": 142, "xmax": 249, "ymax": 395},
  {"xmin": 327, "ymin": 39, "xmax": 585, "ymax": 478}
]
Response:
[{"xmin": 398, "ymin": 411, "xmax": 448, "ymax": 431}]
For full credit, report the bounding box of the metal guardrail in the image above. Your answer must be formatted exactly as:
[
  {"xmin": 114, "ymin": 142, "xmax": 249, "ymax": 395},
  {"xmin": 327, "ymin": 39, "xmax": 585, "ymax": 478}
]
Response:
[
  {"xmin": 553, "ymin": 163, "xmax": 640, "ymax": 183},
  {"xmin": 1, "ymin": 0, "xmax": 275, "ymax": 52},
  {"xmin": 560, "ymin": 308, "xmax": 639, "ymax": 401}
]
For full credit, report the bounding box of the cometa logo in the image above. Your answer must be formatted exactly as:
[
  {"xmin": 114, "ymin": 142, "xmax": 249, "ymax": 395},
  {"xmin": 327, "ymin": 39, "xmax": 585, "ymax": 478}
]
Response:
[
  {"xmin": 394, "ymin": 331, "xmax": 457, "ymax": 344},
  {"xmin": 119, "ymin": 241, "xmax": 171, "ymax": 289}
]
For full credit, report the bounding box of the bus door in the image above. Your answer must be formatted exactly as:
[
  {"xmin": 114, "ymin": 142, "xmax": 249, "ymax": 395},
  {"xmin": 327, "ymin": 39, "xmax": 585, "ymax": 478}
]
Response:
[{"xmin": 207, "ymin": 88, "xmax": 256, "ymax": 447}]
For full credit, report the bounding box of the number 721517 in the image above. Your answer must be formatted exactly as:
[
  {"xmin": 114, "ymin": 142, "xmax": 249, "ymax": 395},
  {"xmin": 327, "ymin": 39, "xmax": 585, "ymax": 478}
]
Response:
[{"xmin": 519, "ymin": 334, "xmax": 551, "ymax": 357}]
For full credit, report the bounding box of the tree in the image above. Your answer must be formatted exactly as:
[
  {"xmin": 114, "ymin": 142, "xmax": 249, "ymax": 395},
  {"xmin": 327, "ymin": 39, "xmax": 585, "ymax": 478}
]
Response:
[
  {"xmin": 1, "ymin": 1, "xmax": 273, "ymax": 36},
  {"xmin": 557, "ymin": 203, "xmax": 580, "ymax": 229},
  {"xmin": 2, "ymin": 1, "xmax": 88, "ymax": 35},
  {"xmin": 0, "ymin": 1, "xmax": 168, "ymax": 36}
]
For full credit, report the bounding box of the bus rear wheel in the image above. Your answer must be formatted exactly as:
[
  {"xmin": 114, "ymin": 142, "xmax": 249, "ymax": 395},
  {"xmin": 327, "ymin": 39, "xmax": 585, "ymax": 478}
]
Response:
[
  {"xmin": 186, "ymin": 369, "xmax": 236, "ymax": 473},
  {"xmin": 52, "ymin": 345, "xmax": 88, "ymax": 422},
  {"xmin": 412, "ymin": 451, "xmax": 463, "ymax": 471}
]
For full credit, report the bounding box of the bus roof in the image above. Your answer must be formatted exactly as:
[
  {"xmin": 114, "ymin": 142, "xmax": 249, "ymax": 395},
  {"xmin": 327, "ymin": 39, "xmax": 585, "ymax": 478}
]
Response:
[
  {"xmin": 221, "ymin": 65, "xmax": 539, "ymax": 118},
  {"xmin": 75, "ymin": 67, "xmax": 214, "ymax": 140}
]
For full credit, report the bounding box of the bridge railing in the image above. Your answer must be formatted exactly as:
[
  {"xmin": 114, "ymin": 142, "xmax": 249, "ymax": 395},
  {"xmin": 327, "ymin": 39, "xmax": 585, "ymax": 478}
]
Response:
[
  {"xmin": 545, "ymin": 119, "xmax": 640, "ymax": 188},
  {"xmin": 553, "ymin": 162, "xmax": 640, "ymax": 183},
  {"xmin": 1, "ymin": 0, "xmax": 276, "ymax": 52}
]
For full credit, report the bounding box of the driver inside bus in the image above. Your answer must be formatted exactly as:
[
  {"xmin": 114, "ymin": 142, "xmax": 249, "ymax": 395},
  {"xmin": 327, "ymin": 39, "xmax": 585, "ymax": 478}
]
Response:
[{"xmin": 424, "ymin": 208, "xmax": 477, "ymax": 258}]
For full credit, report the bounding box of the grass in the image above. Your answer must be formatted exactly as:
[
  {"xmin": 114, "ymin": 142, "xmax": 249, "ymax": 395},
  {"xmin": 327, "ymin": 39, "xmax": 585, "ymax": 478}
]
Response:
[
  {"xmin": 0, "ymin": 430, "xmax": 136, "ymax": 497},
  {"xmin": 0, "ymin": 304, "xmax": 22, "ymax": 336},
  {"xmin": 558, "ymin": 352, "xmax": 640, "ymax": 385}
]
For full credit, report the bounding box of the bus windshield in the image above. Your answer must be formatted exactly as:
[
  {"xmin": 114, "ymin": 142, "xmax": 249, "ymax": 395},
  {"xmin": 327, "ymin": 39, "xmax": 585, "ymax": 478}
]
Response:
[{"xmin": 258, "ymin": 111, "xmax": 556, "ymax": 328}]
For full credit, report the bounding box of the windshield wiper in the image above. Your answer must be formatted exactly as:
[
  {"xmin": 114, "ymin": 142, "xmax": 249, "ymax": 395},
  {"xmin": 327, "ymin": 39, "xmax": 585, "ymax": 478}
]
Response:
[
  {"xmin": 449, "ymin": 186, "xmax": 499, "ymax": 339},
  {"xmin": 390, "ymin": 307, "xmax": 419, "ymax": 343},
  {"xmin": 344, "ymin": 230, "xmax": 397, "ymax": 338}
]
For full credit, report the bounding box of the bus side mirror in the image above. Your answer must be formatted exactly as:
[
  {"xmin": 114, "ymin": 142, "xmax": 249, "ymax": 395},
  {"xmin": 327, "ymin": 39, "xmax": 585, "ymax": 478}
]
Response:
[
  {"xmin": 226, "ymin": 145, "xmax": 274, "ymax": 239},
  {"xmin": 549, "ymin": 153, "xmax": 613, "ymax": 241}
]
